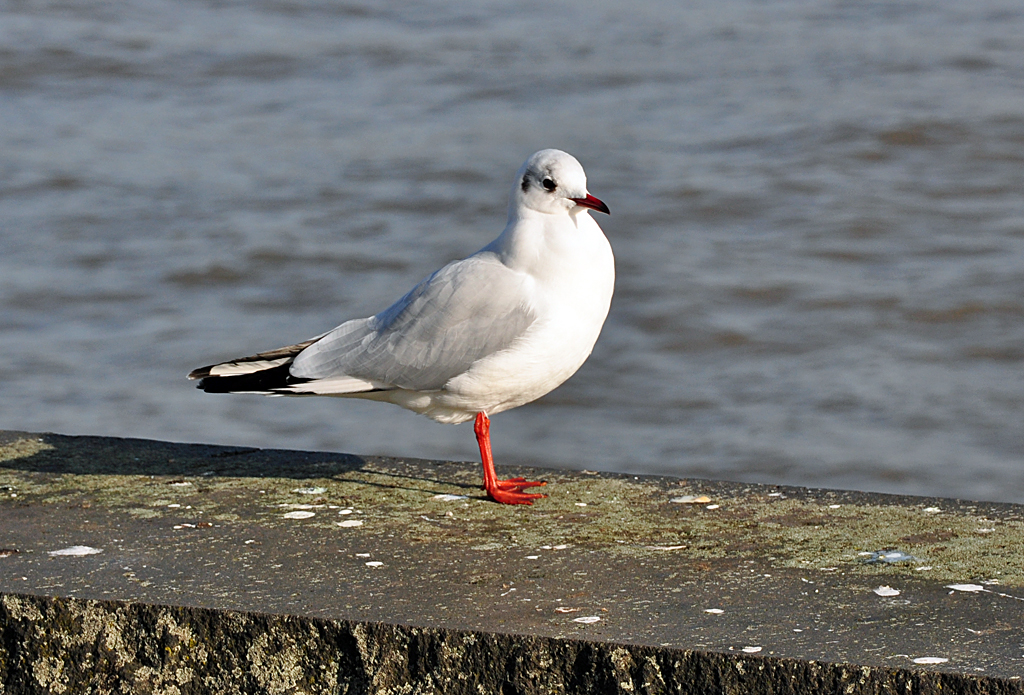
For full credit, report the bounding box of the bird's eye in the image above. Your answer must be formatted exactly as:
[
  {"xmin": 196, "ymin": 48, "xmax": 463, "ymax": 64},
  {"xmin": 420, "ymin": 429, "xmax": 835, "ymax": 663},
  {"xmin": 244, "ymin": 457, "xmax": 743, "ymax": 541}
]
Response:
[{"xmin": 542, "ymin": 178, "xmax": 557, "ymax": 192}]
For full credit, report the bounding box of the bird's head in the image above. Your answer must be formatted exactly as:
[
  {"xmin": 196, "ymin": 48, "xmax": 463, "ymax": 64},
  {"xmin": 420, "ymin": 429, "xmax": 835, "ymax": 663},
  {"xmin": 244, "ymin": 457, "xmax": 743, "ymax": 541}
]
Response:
[{"xmin": 511, "ymin": 149, "xmax": 610, "ymax": 218}]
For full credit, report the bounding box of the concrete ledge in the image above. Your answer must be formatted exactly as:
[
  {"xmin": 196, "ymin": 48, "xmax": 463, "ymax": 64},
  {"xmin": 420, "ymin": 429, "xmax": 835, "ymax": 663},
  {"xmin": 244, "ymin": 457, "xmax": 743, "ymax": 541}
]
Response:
[
  {"xmin": 2, "ymin": 593, "xmax": 1017, "ymax": 695},
  {"xmin": 1, "ymin": 430, "xmax": 1023, "ymax": 693}
]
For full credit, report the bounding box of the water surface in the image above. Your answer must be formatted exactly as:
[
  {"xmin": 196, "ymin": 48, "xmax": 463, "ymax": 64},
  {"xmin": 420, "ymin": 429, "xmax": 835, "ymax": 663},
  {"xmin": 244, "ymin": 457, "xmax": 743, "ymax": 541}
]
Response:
[{"xmin": 2, "ymin": 0, "xmax": 1023, "ymax": 501}]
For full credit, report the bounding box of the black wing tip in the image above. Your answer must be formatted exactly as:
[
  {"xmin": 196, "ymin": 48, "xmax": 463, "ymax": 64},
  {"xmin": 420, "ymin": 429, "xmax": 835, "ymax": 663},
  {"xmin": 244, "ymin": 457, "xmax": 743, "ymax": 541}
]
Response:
[
  {"xmin": 188, "ymin": 337, "xmax": 319, "ymax": 392},
  {"xmin": 191, "ymin": 362, "xmax": 310, "ymax": 394}
]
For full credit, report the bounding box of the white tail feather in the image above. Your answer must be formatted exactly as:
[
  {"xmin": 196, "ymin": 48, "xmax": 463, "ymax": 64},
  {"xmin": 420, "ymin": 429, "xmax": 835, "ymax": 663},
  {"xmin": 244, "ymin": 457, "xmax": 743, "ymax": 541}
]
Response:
[
  {"xmin": 276, "ymin": 375, "xmax": 379, "ymax": 395},
  {"xmin": 208, "ymin": 357, "xmax": 292, "ymax": 377}
]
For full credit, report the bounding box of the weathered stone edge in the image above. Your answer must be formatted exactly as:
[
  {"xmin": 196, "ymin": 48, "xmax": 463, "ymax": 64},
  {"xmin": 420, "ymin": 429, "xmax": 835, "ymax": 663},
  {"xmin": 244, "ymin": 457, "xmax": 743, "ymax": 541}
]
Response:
[{"xmin": 0, "ymin": 592, "xmax": 1019, "ymax": 695}]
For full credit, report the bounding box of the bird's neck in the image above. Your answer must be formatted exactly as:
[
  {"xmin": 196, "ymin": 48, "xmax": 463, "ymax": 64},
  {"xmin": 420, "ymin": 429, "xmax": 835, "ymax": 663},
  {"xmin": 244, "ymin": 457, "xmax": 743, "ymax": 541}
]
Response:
[{"xmin": 488, "ymin": 209, "xmax": 598, "ymax": 279}]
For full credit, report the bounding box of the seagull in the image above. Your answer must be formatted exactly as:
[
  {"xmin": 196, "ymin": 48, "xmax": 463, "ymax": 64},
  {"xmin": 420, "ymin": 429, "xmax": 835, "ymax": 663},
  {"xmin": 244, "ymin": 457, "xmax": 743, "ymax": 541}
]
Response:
[{"xmin": 189, "ymin": 149, "xmax": 614, "ymax": 505}]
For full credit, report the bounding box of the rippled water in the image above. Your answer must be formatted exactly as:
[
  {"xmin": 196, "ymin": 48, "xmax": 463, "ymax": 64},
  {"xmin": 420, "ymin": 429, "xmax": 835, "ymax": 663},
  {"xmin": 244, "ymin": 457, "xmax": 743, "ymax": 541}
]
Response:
[{"xmin": 2, "ymin": 0, "xmax": 1023, "ymax": 501}]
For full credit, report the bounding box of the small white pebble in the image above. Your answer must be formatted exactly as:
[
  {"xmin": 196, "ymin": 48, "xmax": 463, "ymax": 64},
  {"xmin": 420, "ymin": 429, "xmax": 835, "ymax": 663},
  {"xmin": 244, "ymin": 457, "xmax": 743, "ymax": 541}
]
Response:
[
  {"xmin": 923, "ymin": 507, "xmax": 941, "ymax": 513},
  {"xmin": 553, "ymin": 544, "xmax": 569, "ymax": 550},
  {"xmin": 167, "ymin": 503, "xmax": 181, "ymax": 508},
  {"xmin": 339, "ymin": 509, "xmax": 353, "ymax": 515},
  {"xmin": 828, "ymin": 504, "xmax": 841, "ymax": 509},
  {"xmin": 337, "ymin": 520, "xmax": 363, "ymax": 528},
  {"xmin": 292, "ymin": 487, "xmax": 326, "ymax": 495},
  {"xmin": 573, "ymin": 616, "xmax": 601, "ymax": 624},
  {"xmin": 874, "ymin": 585, "xmax": 900, "ymax": 597},
  {"xmin": 355, "ymin": 553, "xmax": 370, "ymax": 557},
  {"xmin": 742, "ymin": 646, "xmax": 762, "ymax": 654},
  {"xmin": 244, "ymin": 540, "xmax": 256, "ymax": 544},
  {"xmin": 913, "ymin": 657, "xmax": 949, "ymax": 665},
  {"xmin": 575, "ymin": 502, "xmax": 587, "ymax": 507},
  {"xmin": 525, "ymin": 555, "xmax": 540, "ymax": 560},
  {"xmin": 365, "ymin": 561, "xmax": 383, "ymax": 567},
  {"xmin": 283, "ymin": 511, "xmax": 315, "ymax": 519},
  {"xmin": 793, "ymin": 629, "xmax": 803, "ymax": 632},
  {"xmin": 432, "ymin": 494, "xmax": 468, "ymax": 501},
  {"xmin": 915, "ymin": 566, "xmax": 933, "ymax": 571},
  {"xmin": 704, "ymin": 608, "xmax": 725, "ymax": 614},
  {"xmin": 671, "ymin": 495, "xmax": 711, "ymax": 504},
  {"xmin": 705, "ymin": 504, "xmax": 720, "ymax": 510}
]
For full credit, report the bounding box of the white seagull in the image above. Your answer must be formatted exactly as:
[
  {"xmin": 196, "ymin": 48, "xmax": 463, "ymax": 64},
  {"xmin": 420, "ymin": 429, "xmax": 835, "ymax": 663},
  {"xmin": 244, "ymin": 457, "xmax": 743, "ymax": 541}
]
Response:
[{"xmin": 189, "ymin": 149, "xmax": 614, "ymax": 505}]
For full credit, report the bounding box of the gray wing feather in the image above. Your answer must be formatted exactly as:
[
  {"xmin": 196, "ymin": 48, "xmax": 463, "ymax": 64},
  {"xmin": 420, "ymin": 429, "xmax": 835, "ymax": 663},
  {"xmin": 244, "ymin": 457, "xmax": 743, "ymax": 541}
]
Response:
[{"xmin": 290, "ymin": 253, "xmax": 536, "ymax": 391}]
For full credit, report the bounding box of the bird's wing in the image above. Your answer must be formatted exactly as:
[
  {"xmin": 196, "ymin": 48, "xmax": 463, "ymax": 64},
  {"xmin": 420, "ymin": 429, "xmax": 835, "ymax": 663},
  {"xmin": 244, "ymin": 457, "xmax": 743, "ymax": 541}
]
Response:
[{"xmin": 289, "ymin": 253, "xmax": 537, "ymax": 392}]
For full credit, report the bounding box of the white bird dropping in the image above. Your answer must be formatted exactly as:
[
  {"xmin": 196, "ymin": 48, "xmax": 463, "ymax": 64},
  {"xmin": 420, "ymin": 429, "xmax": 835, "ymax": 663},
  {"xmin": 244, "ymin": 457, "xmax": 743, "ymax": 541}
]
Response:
[
  {"xmin": 873, "ymin": 585, "xmax": 901, "ymax": 597},
  {"xmin": 48, "ymin": 546, "xmax": 103, "ymax": 556}
]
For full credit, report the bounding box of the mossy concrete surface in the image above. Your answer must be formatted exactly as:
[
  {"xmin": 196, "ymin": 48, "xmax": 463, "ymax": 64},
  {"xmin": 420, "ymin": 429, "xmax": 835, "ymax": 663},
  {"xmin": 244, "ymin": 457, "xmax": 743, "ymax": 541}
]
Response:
[{"xmin": 0, "ymin": 430, "xmax": 1022, "ymax": 693}]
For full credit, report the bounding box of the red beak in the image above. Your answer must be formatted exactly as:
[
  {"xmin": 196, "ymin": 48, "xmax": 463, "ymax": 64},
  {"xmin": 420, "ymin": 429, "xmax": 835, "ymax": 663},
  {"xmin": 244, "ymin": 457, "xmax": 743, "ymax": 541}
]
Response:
[{"xmin": 571, "ymin": 194, "xmax": 610, "ymax": 215}]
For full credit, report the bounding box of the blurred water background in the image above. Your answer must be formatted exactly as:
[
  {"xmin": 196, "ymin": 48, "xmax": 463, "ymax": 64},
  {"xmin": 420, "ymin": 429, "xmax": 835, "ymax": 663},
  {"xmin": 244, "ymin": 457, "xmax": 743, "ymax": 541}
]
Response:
[{"xmin": 2, "ymin": 0, "xmax": 1023, "ymax": 502}]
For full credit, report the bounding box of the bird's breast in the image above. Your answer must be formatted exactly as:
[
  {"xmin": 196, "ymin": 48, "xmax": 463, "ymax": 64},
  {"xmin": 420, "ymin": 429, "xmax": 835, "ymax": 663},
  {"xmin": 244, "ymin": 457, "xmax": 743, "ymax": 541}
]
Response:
[{"xmin": 442, "ymin": 219, "xmax": 614, "ymax": 415}]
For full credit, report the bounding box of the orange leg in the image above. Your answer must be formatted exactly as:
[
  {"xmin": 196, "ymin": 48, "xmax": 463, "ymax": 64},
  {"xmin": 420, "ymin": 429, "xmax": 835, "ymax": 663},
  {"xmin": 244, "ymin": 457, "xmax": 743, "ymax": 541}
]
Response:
[{"xmin": 474, "ymin": 412, "xmax": 546, "ymax": 505}]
